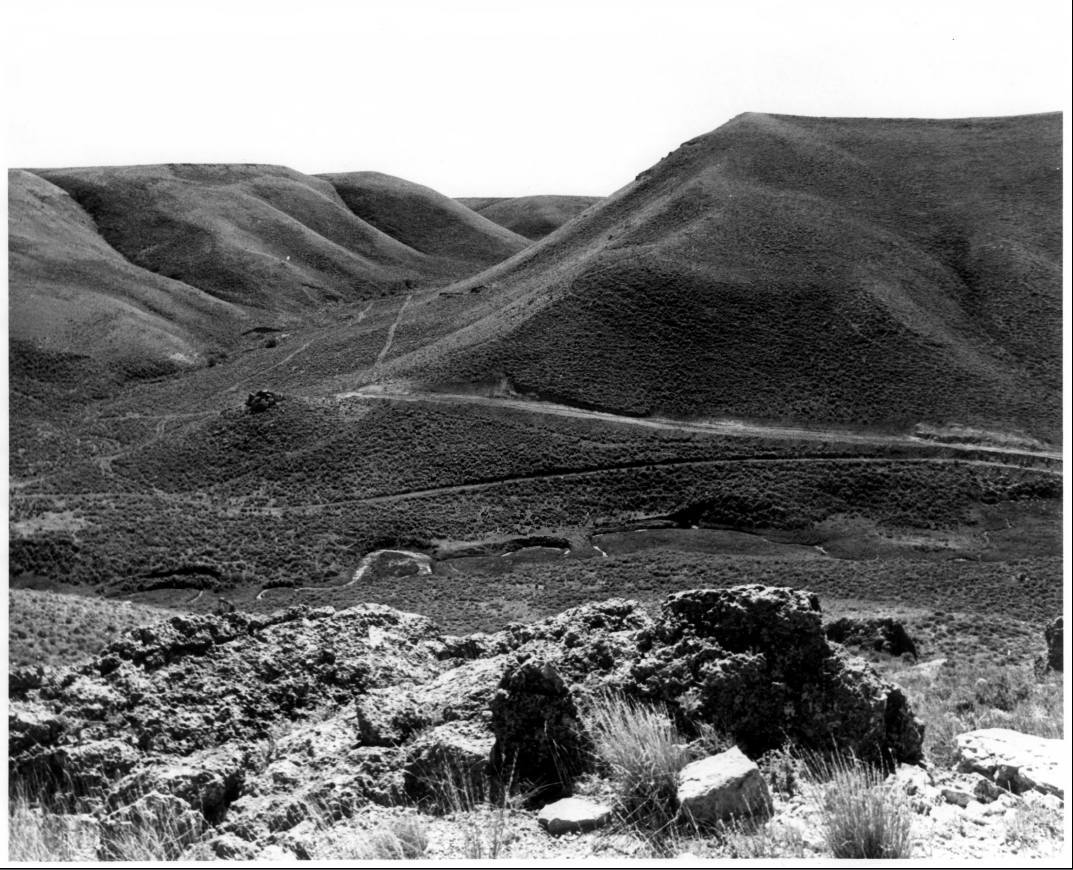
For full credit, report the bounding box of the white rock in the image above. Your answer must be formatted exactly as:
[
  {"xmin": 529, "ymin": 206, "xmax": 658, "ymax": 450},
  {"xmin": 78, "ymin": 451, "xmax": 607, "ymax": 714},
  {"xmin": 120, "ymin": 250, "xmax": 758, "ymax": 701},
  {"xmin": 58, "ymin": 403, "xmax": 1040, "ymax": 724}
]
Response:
[
  {"xmin": 537, "ymin": 797, "xmax": 612, "ymax": 835},
  {"xmin": 956, "ymin": 729, "xmax": 1065, "ymax": 799},
  {"xmin": 677, "ymin": 746, "xmax": 773, "ymax": 824},
  {"xmin": 963, "ymin": 800, "xmax": 990, "ymax": 825},
  {"xmin": 257, "ymin": 845, "xmax": 298, "ymax": 861}
]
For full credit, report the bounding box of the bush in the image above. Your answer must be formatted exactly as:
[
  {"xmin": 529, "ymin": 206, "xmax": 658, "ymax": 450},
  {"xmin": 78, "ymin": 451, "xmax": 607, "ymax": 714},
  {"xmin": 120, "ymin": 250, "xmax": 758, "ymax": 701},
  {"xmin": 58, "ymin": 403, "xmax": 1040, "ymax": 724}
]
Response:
[
  {"xmin": 581, "ymin": 693, "xmax": 686, "ymax": 828},
  {"xmin": 364, "ymin": 816, "xmax": 429, "ymax": 860},
  {"xmin": 810, "ymin": 752, "xmax": 914, "ymax": 859}
]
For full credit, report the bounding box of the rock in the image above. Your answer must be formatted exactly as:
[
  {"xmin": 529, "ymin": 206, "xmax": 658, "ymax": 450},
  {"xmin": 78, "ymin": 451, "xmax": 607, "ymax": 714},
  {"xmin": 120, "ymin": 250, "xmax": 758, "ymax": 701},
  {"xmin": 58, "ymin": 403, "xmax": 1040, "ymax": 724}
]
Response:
[
  {"xmin": 537, "ymin": 797, "xmax": 613, "ymax": 835},
  {"xmin": 942, "ymin": 787, "xmax": 974, "ymax": 808},
  {"xmin": 8, "ymin": 586, "xmax": 933, "ymax": 854},
  {"xmin": 634, "ymin": 587, "xmax": 925, "ymax": 763},
  {"xmin": 974, "ymin": 776, "xmax": 1006, "ymax": 804},
  {"xmin": 489, "ymin": 657, "xmax": 587, "ymax": 793},
  {"xmin": 1044, "ymin": 616, "xmax": 1063, "ymax": 672},
  {"xmin": 962, "ymin": 800, "xmax": 990, "ymax": 825},
  {"xmin": 404, "ymin": 720, "xmax": 495, "ymax": 805},
  {"xmin": 9, "ymin": 664, "xmax": 50, "ymax": 697},
  {"xmin": 825, "ymin": 617, "xmax": 918, "ymax": 659},
  {"xmin": 257, "ymin": 844, "xmax": 299, "ymax": 861},
  {"xmin": 677, "ymin": 746, "xmax": 773, "ymax": 824},
  {"xmin": 956, "ymin": 729, "xmax": 1065, "ymax": 799},
  {"xmin": 886, "ymin": 763, "xmax": 933, "ymax": 796},
  {"xmin": 246, "ymin": 390, "xmax": 282, "ymax": 413}
]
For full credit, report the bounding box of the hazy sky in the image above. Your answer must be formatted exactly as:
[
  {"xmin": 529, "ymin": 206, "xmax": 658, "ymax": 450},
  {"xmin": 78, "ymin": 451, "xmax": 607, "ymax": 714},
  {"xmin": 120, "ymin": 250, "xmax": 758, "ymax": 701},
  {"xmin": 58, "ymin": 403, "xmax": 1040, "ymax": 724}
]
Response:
[{"xmin": 4, "ymin": 1, "xmax": 1070, "ymax": 197}]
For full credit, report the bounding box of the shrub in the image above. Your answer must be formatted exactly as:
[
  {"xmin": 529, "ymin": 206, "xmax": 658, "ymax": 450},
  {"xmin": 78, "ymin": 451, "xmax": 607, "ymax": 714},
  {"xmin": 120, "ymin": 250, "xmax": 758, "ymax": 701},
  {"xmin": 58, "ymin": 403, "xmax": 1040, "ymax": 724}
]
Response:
[
  {"xmin": 581, "ymin": 692, "xmax": 686, "ymax": 829},
  {"xmin": 809, "ymin": 752, "xmax": 914, "ymax": 859}
]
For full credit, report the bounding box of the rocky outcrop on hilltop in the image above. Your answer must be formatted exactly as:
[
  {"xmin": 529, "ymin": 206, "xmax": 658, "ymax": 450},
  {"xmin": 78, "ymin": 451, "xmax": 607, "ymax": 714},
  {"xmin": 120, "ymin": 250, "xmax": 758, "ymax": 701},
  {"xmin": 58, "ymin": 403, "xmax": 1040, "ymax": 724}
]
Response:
[{"xmin": 10, "ymin": 586, "xmax": 926, "ymax": 857}]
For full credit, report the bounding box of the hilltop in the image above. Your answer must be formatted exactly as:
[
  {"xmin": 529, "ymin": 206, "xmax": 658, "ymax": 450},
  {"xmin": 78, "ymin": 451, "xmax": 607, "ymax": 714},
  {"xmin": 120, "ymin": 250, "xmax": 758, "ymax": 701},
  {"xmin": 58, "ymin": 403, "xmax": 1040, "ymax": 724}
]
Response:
[
  {"xmin": 457, "ymin": 195, "xmax": 604, "ymax": 240},
  {"xmin": 9, "ymin": 164, "xmax": 531, "ymax": 385},
  {"xmin": 379, "ymin": 112, "xmax": 1062, "ymax": 443}
]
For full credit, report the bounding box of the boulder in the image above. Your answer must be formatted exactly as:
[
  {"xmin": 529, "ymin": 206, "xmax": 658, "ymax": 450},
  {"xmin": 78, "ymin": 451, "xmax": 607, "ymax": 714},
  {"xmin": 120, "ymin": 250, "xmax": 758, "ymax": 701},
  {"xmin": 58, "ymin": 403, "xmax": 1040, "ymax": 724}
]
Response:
[
  {"xmin": 677, "ymin": 746, "xmax": 773, "ymax": 824},
  {"xmin": 537, "ymin": 797, "xmax": 613, "ymax": 835},
  {"xmin": 404, "ymin": 720, "xmax": 495, "ymax": 805},
  {"xmin": 825, "ymin": 617, "xmax": 918, "ymax": 659},
  {"xmin": 1044, "ymin": 616, "xmax": 1063, "ymax": 672},
  {"xmin": 956, "ymin": 729, "xmax": 1065, "ymax": 799},
  {"xmin": 246, "ymin": 390, "xmax": 282, "ymax": 413},
  {"xmin": 632, "ymin": 587, "xmax": 925, "ymax": 763},
  {"xmin": 489, "ymin": 656, "xmax": 587, "ymax": 793}
]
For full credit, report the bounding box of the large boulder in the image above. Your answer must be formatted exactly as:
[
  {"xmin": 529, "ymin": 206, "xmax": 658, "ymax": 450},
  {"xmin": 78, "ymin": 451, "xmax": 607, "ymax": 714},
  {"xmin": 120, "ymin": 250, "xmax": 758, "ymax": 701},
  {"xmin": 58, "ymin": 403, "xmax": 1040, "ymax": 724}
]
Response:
[
  {"xmin": 677, "ymin": 746, "xmax": 773, "ymax": 824},
  {"xmin": 825, "ymin": 617, "xmax": 918, "ymax": 659},
  {"xmin": 955, "ymin": 728, "xmax": 1065, "ymax": 799},
  {"xmin": 632, "ymin": 587, "xmax": 924, "ymax": 762}
]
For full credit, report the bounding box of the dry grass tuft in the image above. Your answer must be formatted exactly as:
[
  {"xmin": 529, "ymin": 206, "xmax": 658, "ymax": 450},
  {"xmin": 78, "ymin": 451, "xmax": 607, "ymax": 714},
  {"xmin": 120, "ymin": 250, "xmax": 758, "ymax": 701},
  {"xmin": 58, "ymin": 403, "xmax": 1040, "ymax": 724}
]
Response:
[
  {"xmin": 581, "ymin": 692, "xmax": 686, "ymax": 830},
  {"xmin": 807, "ymin": 751, "xmax": 914, "ymax": 859}
]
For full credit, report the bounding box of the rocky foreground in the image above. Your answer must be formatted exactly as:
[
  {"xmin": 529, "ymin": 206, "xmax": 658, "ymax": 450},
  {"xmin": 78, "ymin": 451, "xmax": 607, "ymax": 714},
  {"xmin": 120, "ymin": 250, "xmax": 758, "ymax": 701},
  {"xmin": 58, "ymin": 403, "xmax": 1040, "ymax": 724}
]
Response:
[{"xmin": 8, "ymin": 586, "xmax": 1066, "ymax": 860}]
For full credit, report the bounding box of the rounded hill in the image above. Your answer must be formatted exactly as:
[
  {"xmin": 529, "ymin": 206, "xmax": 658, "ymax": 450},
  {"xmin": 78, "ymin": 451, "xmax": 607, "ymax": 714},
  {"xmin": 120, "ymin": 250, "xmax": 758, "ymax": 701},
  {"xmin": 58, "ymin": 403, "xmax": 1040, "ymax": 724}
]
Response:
[
  {"xmin": 381, "ymin": 112, "xmax": 1062, "ymax": 442},
  {"xmin": 456, "ymin": 195, "xmax": 604, "ymax": 240},
  {"xmin": 318, "ymin": 171, "xmax": 530, "ymax": 270}
]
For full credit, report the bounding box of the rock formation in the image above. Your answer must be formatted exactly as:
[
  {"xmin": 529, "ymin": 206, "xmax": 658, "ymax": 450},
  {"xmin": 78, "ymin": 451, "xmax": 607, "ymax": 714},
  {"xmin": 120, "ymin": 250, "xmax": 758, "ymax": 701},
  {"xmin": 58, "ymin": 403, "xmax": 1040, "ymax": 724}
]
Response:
[{"xmin": 9, "ymin": 586, "xmax": 926, "ymax": 857}]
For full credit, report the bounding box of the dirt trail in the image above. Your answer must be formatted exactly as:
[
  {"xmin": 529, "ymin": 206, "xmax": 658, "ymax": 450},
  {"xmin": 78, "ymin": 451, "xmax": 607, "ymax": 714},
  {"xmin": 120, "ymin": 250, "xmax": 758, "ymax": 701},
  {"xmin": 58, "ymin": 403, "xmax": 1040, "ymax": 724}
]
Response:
[
  {"xmin": 337, "ymin": 388, "xmax": 1062, "ymax": 463},
  {"xmin": 229, "ymin": 453, "xmax": 1051, "ymax": 515},
  {"xmin": 224, "ymin": 337, "xmax": 317, "ymax": 394},
  {"xmin": 374, "ymin": 295, "xmax": 411, "ymax": 367}
]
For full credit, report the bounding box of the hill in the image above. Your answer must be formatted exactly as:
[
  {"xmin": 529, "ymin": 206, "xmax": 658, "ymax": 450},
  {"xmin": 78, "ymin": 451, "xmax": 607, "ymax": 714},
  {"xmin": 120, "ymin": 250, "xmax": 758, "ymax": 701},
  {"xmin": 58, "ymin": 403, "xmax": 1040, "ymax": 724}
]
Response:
[
  {"xmin": 319, "ymin": 172, "xmax": 530, "ymax": 270},
  {"xmin": 8, "ymin": 169, "xmax": 243, "ymax": 379},
  {"xmin": 23, "ymin": 163, "xmax": 530, "ymax": 315},
  {"xmin": 457, "ymin": 195, "xmax": 604, "ymax": 240},
  {"xmin": 380, "ymin": 112, "xmax": 1062, "ymax": 442}
]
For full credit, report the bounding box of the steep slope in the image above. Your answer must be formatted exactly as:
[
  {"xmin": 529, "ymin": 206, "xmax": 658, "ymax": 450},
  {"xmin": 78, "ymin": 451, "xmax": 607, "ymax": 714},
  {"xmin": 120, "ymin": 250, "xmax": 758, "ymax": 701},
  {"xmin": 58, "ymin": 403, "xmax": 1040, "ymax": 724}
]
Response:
[
  {"xmin": 457, "ymin": 195, "xmax": 604, "ymax": 240},
  {"xmin": 318, "ymin": 171, "xmax": 530, "ymax": 271},
  {"xmin": 381, "ymin": 112, "xmax": 1062, "ymax": 442},
  {"xmin": 8, "ymin": 169, "xmax": 242, "ymax": 378},
  {"xmin": 30, "ymin": 164, "xmax": 526, "ymax": 314}
]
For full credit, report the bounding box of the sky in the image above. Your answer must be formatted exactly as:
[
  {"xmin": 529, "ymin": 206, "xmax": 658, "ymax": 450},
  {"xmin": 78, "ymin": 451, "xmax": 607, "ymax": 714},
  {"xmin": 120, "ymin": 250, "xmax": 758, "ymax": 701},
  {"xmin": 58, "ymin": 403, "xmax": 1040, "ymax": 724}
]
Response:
[{"xmin": 4, "ymin": 0, "xmax": 1070, "ymax": 197}]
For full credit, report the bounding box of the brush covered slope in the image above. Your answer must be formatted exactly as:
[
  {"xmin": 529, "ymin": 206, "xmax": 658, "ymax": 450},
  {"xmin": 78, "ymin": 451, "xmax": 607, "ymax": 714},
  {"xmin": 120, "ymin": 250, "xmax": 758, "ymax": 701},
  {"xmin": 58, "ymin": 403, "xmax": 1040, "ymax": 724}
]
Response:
[
  {"xmin": 385, "ymin": 112, "xmax": 1062, "ymax": 442},
  {"xmin": 457, "ymin": 195, "xmax": 604, "ymax": 240},
  {"xmin": 8, "ymin": 169, "xmax": 242, "ymax": 378},
  {"xmin": 26, "ymin": 163, "xmax": 530, "ymax": 316},
  {"xmin": 318, "ymin": 172, "xmax": 530, "ymax": 271}
]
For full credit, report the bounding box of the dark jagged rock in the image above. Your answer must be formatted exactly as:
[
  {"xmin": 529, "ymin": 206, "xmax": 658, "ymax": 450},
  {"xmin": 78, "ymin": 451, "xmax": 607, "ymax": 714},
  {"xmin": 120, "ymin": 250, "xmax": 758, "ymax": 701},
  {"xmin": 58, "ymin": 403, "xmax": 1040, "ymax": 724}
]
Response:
[
  {"xmin": 245, "ymin": 390, "xmax": 282, "ymax": 413},
  {"xmin": 9, "ymin": 586, "xmax": 926, "ymax": 855},
  {"xmin": 825, "ymin": 616, "xmax": 919, "ymax": 659},
  {"xmin": 1044, "ymin": 616, "xmax": 1063, "ymax": 672}
]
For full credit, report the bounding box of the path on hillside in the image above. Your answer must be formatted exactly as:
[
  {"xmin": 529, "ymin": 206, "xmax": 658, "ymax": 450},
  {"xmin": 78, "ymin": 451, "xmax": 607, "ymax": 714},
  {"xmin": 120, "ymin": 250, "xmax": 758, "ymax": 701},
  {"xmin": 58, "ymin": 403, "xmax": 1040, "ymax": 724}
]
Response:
[
  {"xmin": 235, "ymin": 454, "xmax": 1052, "ymax": 514},
  {"xmin": 338, "ymin": 387, "xmax": 1062, "ymax": 463},
  {"xmin": 374, "ymin": 295, "xmax": 411, "ymax": 367},
  {"xmin": 9, "ymin": 452, "xmax": 1051, "ymax": 511}
]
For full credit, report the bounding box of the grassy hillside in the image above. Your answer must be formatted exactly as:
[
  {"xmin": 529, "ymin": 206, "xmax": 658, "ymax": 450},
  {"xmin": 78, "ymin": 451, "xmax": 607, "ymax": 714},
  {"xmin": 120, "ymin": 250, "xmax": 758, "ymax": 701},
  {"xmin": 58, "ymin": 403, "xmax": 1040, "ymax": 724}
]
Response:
[
  {"xmin": 8, "ymin": 588, "xmax": 180, "ymax": 668},
  {"xmin": 381, "ymin": 112, "xmax": 1062, "ymax": 442},
  {"xmin": 319, "ymin": 172, "xmax": 530, "ymax": 270},
  {"xmin": 456, "ymin": 195, "xmax": 603, "ymax": 239},
  {"xmin": 28, "ymin": 164, "xmax": 529, "ymax": 315},
  {"xmin": 8, "ymin": 170, "xmax": 242, "ymax": 378}
]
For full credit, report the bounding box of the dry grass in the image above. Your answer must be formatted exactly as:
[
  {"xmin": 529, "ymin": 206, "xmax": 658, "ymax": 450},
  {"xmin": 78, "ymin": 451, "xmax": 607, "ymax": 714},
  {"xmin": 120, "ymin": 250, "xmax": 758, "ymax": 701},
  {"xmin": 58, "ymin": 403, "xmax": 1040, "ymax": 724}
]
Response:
[
  {"xmin": 581, "ymin": 692, "xmax": 686, "ymax": 830},
  {"xmin": 8, "ymin": 588, "xmax": 179, "ymax": 669},
  {"xmin": 877, "ymin": 659, "xmax": 1063, "ymax": 768},
  {"xmin": 807, "ymin": 752, "xmax": 915, "ymax": 859}
]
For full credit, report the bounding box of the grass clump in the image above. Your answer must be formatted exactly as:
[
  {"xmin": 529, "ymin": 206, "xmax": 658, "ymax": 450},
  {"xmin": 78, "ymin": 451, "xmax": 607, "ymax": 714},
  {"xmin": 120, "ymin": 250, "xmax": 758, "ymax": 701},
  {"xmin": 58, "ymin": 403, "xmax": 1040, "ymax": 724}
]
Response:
[
  {"xmin": 809, "ymin": 752, "xmax": 914, "ymax": 859},
  {"xmin": 581, "ymin": 692, "xmax": 686, "ymax": 829},
  {"xmin": 364, "ymin": 816, "xmax": 430, "ymax": 860}
]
